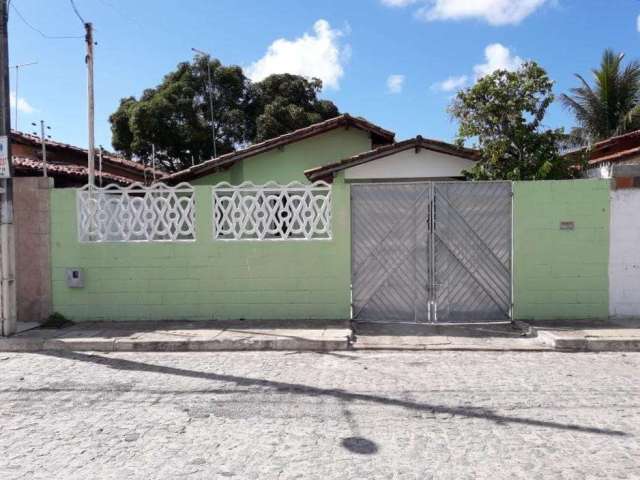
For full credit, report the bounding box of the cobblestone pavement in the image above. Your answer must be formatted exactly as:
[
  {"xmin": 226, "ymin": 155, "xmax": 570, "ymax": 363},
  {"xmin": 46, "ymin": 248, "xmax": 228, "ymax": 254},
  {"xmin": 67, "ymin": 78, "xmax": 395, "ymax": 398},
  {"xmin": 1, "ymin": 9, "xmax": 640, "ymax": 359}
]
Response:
[{"xmin": 0, "ymin": 351, "xmax": 638, "ymax": 479}]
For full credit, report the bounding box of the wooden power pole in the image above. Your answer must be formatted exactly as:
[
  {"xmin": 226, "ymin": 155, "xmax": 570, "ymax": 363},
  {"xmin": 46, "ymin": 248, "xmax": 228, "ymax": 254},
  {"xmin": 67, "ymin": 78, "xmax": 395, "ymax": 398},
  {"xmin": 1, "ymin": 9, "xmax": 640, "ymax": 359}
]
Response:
[
  {"xmin": 0, "ymin": 0, "xmax": 17, "ymax": 336},
  {"xmin": 85, "ymin": 22, "xmax": 95, "ymax": 188}
]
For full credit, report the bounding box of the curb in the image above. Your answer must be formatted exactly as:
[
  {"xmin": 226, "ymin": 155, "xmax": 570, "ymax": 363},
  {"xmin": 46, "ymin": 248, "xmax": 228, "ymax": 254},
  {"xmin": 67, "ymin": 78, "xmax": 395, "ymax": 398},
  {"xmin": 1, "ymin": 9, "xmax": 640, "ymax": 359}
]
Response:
[
  {"xmin": 0, "ymin": 338, "xmax": 349, "ymax": 353},
  {"xmin": 523, "ymin": 323, "xmax": 640, "ymax": 352}
]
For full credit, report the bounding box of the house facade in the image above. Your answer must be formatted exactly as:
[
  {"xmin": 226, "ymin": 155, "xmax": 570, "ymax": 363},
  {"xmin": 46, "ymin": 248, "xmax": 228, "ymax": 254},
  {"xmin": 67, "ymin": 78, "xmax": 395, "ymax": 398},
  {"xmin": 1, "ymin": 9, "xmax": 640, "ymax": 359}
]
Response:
[
  {"xmin": 10, "ymin": 114, "xmax": 631, "ymax": 330},
  {"xmin": 47, "ymin": 115, "xmax": 497, "ymax": 324}
]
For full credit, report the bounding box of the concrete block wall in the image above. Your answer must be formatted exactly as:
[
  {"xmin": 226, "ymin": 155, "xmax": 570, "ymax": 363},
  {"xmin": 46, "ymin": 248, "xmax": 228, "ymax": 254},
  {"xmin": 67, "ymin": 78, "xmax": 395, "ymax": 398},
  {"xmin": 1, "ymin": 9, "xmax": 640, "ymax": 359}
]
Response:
[
  {"xmin": 15, "ymin": 177, "xmax": 53, "ymax": 323},
  {"xmin": 513, "ymin": 179, "xmax": 610, "ymax": 320},
  {"xmin": 50, "ymin": 181, "xmax": 351, "ymax": 322},
  {"xmin": 609, "ymin": 188, "xmax": 640, "ymax": 318}
]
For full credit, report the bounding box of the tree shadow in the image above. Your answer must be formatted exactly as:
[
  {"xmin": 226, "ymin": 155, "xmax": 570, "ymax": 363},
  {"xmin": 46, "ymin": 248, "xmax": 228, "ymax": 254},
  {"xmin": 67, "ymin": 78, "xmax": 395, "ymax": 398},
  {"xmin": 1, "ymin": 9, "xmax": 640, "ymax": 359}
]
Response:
[{"xmin": 38, "ymin": 350, "xmax": 628, "ymax": 438}]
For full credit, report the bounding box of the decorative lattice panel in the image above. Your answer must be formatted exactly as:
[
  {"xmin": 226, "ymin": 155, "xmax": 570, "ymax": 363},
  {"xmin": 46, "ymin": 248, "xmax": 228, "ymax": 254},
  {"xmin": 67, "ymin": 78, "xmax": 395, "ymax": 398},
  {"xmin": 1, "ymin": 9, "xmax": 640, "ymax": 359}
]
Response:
[
  {"xmin": 77, "ymin": 182, "xmax": 195, "ymax": 242},
  {"xmin": 212, "ymin": 181, "xmax": 332, "ymax": 241}
]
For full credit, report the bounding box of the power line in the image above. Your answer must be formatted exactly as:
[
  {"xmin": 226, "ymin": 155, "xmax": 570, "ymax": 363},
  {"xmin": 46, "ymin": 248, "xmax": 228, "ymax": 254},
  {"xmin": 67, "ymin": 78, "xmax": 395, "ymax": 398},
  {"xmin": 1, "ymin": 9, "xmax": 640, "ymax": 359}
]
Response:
[
  {"xmin": 10, "ymin": 2, "xmax": 83, "ymax": 39},
  {"xmin": 69, "ymin": 0, "xmax": 85, "ymax": 25}
]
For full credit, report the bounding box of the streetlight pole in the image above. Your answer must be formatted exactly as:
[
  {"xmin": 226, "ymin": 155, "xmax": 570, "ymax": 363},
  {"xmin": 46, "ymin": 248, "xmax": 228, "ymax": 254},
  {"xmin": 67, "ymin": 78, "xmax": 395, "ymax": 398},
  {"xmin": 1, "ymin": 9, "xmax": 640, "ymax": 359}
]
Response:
[
  {"xmin": 191, "ymin": 47, "xmax": 217, "ymax": 159},
  {"xmin": 10, "ymin": 61, "xmax": 37, "ymax": 131}
]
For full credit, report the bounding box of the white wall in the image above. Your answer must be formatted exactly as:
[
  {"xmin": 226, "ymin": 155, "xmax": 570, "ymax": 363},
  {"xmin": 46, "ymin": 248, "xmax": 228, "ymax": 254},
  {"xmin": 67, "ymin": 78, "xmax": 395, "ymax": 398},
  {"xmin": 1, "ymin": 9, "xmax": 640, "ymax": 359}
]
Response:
[
  {"xmin": 609, "ymin": 189, "xmax": 640, "ymax": 318},
  {"xmin": 344, "ymin": 148, "xmax": 476, "ymax": 180}
]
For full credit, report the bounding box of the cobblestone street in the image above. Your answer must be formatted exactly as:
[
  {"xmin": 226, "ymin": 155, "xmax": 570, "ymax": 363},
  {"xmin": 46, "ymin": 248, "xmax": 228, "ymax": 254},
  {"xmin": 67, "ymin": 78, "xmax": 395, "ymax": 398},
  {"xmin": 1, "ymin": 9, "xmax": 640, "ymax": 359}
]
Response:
[{"xmin": 0, "ymin": 350, "xmax": 638, "ymax": 479}]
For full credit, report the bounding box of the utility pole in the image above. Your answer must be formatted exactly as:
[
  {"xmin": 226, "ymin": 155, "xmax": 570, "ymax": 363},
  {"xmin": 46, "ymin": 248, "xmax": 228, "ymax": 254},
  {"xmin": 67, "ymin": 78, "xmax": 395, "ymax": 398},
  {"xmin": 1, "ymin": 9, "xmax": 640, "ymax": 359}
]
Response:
[
  {"xmin": 10, "ymin": 61, "xmax": 36, "ymax": 131},
  {"xmin": 191, "ymin": 47, "xmax": 217, "ymax": 158},
  {"xmin": 0, "ymin": 0, "xmax": 16, "ymax": 336},
  {"xmin": 85, "ymin": 22, "xmax": 95, "ymax": 188}
]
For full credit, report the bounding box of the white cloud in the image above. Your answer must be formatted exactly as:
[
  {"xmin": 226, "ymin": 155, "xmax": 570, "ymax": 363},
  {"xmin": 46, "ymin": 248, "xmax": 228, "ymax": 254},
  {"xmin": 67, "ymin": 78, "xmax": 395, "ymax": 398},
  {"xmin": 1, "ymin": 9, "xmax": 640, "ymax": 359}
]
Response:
[
  {"xmin": 245, "ymin": 20, "xmax": 348, "ymax": 90},
  {"xmin": 637, "ymin": 14, "xmax": 640, "ymax": 32},
  {"xmin": 431, "ymin": 75, "xmax": 468, "ymax": 92},
  {"xmin": 383, "ymin": 0, "xmax": 549, "ymax": 26},
  {"xmin": 432, "ymin": 43, "xmax": 523, "ymax": 95},
  {"xmin": 387, "ymin": 74, "xmax": 405, "ymax": 94},
  {"xmin": 9, "ymin": 91, "xmax": 35, "ymax": 114},
  {"xmin": 473, "ymin": 43, "xmax": 523, "ymax": 78}
]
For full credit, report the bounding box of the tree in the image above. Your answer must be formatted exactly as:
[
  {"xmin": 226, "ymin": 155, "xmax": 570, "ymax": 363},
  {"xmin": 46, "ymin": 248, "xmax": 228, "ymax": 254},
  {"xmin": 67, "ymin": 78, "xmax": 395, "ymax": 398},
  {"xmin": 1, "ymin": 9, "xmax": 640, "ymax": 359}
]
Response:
[
  {"xmin": 449, "ymin": 62, "xmax": 573, "ymax": 180},
  {"xmin": 561, "ymin": 49, "xmax": 640, "ymax": 144},
  {"xmin": 109, "ymin": 57, "xmax": 253, "ymax": 172},
  {"xmin": 252, "ymin": 74, "xmax": 339, "ymax": 142},
  {"xmin": 109, "ymin": 61, "xmax": 339, "ymax": 172}
]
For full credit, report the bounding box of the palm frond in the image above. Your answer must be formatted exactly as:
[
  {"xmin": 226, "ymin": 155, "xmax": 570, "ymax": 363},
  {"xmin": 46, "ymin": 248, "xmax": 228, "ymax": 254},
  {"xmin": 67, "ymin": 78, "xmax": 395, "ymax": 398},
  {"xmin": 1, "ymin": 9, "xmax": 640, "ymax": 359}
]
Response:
[{"xmin": 563, "ymin": 49, "xmax": 640, "ymax": 141}]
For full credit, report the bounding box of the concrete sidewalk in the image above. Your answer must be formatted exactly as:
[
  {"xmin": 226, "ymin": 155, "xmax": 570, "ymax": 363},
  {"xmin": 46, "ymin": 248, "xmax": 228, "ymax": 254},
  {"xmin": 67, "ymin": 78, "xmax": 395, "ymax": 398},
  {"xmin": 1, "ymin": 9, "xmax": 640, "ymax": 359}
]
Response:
[
  {"xmin": 0, "ymin": 320, "xmax": 351, "ymax": 352},
  {"xmin": 522, "ymin": 318, "xmax": 640, "ymax": 351},
  {"xmin": 351, "ymin": 321, "xmax": 550, "ymax": 351},
  {"xmin": 2, "ymin": 318, "xmax": 640, "ymax": 352}
]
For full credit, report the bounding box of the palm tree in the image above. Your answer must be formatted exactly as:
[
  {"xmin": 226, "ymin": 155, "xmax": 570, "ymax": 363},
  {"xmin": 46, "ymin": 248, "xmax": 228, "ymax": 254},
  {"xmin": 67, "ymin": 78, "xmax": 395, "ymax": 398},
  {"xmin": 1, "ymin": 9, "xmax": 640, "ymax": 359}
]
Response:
[{"xmin": 561, "ymin": 49, "xmax": 640, "ymax": 144}]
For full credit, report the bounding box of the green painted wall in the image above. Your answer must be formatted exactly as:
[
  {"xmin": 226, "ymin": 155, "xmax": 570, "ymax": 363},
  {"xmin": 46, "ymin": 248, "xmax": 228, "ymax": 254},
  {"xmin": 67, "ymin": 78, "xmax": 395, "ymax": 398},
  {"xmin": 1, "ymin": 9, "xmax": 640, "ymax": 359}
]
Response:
[
  {"xmin": 50, "ymin": 177, "xmax": 351, "ymax": 321},
  {"xmin": 191, "ymin": 127, "xmax": 372, "ymax": 185},
  {"xmin": 50, "ymin": 127, "xmax": 372, "ymax": 322},
  {"xmin": 513, "ymin": 179, "xmax": 610, "ymax": 320}
]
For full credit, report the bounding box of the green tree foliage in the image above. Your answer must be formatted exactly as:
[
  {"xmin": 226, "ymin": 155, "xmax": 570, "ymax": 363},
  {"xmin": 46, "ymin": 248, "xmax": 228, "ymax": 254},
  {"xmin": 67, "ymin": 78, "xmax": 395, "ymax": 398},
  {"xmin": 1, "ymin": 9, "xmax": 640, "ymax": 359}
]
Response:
[
  {"xmin": 252, "ymin": 74, "xmax": 339, "ymax": 142},
  {"xmin": 109, "ymin": 59, "xmax": 339, "ymax": 171},
  {"xmin": 561, "ymin": 49, "xmax": 640, "ymax": 144},
  {"xmin": 449, "ymin": 62, "xmax": 573, "ymax": 180}
]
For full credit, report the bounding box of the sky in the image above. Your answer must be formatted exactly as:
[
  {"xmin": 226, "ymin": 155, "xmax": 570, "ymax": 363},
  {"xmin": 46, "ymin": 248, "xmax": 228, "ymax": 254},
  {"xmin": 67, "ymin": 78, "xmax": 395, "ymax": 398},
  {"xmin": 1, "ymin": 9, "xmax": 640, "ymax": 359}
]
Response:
[{"xmin": 8, "ymin": 0, "xmax": 640, "ymax": 152}]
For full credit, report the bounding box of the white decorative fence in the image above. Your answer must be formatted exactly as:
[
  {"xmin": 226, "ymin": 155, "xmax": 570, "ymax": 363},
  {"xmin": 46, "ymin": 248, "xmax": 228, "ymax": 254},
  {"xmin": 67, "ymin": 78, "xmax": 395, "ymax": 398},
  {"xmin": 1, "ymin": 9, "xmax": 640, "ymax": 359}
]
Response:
[
  {"xmin": 77, "ymin": 182, "xmax": 196, "ymax": 242},
  {"xmin": 212, "ymin": 181, "xmax": 332, "ymax": 241}
]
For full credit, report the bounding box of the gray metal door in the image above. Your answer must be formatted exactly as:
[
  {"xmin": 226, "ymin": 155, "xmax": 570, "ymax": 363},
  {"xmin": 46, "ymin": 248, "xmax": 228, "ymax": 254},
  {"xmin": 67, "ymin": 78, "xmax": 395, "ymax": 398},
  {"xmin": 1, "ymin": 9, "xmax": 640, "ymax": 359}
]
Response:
[{"xmin": 351, "ymin": 181, "xmax": 512, "ymax": 323}]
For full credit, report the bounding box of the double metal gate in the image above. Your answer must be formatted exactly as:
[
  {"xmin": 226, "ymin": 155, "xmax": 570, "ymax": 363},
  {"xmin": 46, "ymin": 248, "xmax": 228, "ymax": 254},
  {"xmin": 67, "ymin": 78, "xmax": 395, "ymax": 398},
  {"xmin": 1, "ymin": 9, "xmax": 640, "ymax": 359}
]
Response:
[{"xmin": 351, "ymin": 181, "xmax": 512, "ymax": 323}]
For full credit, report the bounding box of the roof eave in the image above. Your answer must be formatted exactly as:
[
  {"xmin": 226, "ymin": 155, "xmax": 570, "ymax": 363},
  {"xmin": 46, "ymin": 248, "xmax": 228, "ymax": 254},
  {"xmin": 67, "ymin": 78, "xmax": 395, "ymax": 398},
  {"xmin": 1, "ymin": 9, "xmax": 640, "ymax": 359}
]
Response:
[
  {"xmin": 166, "ymin": 114, "xmax": 395, "ymax": 183},
  {"xmin": 304, "ymin": 136, "xmax": 479, "ymax": 182}
]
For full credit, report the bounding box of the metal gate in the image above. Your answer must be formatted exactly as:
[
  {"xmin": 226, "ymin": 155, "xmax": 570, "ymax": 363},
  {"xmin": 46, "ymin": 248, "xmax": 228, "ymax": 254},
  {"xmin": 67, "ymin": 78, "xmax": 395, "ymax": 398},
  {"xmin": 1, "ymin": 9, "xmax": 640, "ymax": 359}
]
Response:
[{"xmin": 351, "ymin": 181, "xmax": 512, "ymax": 323}]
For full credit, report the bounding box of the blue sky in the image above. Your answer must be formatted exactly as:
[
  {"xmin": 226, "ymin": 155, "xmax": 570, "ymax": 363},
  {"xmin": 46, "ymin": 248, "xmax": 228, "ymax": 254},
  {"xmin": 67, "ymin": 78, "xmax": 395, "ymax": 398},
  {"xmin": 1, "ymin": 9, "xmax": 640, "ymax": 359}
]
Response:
[{"xmin": 8, "ymin": 0, "xmax": 640, "ymax": 151}]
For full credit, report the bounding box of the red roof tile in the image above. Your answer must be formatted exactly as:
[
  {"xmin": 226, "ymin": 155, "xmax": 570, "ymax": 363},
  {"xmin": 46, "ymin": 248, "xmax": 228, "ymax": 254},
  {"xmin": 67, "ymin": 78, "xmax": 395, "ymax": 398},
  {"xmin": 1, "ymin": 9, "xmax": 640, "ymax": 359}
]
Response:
[
  {"xmin": 11, "ymin": 131, "xmax": 166, "ymax": 177},
  {"xmin": 12, "ymin": 157, "xmax": 133, "ymax": 185}
]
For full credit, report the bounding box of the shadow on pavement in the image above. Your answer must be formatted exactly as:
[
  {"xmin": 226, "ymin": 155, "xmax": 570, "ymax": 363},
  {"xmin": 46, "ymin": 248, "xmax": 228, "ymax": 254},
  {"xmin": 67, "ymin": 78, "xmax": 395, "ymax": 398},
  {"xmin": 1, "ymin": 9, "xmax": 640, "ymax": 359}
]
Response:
[
  {"xmin": 353, "ymin": 321, "xmax": 527, "ymax": 338},
  {"xmin": 341, "ymin": 437, "xmax": 379, "ymax": 455},
  {"xmin": 38, "ymin": 350, "xmax": 628, "ymax": 438}
]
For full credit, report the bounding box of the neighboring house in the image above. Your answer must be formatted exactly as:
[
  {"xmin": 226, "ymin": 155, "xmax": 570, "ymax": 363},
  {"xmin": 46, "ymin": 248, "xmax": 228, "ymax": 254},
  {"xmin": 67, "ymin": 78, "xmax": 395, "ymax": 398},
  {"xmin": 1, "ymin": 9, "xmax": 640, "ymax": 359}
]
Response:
[
  {"xmin": 566, "ymin": 129, "xmax": 640, "ymax": 179},
  {"xmin": 11, "ymin": 131, "xmax": 164, "ymax": 186}
]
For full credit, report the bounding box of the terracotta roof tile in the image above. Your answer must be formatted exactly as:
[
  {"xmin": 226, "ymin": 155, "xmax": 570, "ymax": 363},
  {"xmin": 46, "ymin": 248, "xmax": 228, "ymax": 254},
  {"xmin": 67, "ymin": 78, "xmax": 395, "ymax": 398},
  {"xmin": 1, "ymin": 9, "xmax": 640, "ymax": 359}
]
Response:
[
  {"xmin": 11, "ymin": 131, "xmax": 166, "ymax": 177},
  {"xmin": 588, "ymin": 145, "xmax": 640, "ymax": 165},
  {"xmin": 12, "ymin": 157, "xmax": 133, "ymax": 185}
]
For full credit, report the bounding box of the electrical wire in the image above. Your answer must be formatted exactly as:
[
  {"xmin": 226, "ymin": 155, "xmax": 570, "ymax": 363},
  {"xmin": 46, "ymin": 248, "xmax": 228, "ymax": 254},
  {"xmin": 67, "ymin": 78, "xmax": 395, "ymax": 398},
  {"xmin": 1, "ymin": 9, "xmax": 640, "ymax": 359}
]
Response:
[
  {"xmin": 69, "ymin": 0, "xmax": 86, "ymax": 25},
  {"xmin": 10, "ymin": 2, "xmax": 83, "ymax": 39}
]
